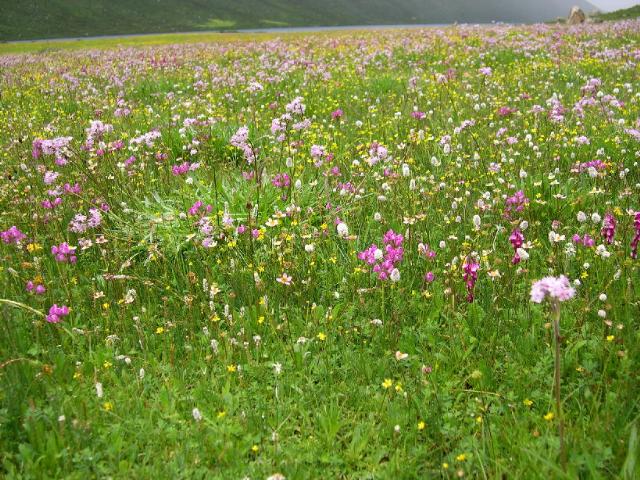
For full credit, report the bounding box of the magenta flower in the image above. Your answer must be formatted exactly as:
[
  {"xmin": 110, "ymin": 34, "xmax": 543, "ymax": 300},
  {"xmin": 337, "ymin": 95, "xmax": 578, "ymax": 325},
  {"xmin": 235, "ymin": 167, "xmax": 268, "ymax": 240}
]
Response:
[
  {"xmin": 530, "ymin": 276, "xmax": 575, "ymax": 303},
  {"xmin": 331, "ymin": 109, "xmax": 343, "ymax": 120},
  {"xmin": 46, "ymin": 304, "xmax": 69, "ymax": 323},
  {"xmin": 51, "ymin": 242, "xmax": 77, "ymax": 263},
  {"xmin": 462, "ymin": 257, "xmax": 480, "ymax": 303},
  {"xmin": 601, "ymin": 213, "xmax": 616, "ymax": 244},
  {"xmin": 631, "ymin": 212, "xmax": 640, "ymax": 259},
  {"xmin": 358, "ymin": 230, "xmax": 404, "ymax": 281},
  {"xmin": 504, "ymin": 190, "xmax": 529, "ymax": 218},
  {"xmin": 26, "ymin": 281, "xmax": 46, "ymax": 295},
  {"xmin": 509, "ymin": 228, "xmax": 524, "ymax": 264},
  {"xmin": 271, "ymin": 173, "xmax": 291, "ymax": 188}
]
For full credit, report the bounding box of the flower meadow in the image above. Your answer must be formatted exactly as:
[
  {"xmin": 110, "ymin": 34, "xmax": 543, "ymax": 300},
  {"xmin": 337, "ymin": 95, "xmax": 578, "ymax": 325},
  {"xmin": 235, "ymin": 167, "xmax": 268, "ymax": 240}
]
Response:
[{"xmin": 1, "ymin": 21, "xmax": 640, "ymax": 479}]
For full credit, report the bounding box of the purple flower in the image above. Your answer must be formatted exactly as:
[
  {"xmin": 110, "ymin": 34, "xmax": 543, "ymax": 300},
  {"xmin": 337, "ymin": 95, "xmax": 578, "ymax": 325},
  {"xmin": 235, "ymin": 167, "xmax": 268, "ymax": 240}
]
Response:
[{"xmin": 1, "ymin": 226, "xmax": 27, "ymax": 244}]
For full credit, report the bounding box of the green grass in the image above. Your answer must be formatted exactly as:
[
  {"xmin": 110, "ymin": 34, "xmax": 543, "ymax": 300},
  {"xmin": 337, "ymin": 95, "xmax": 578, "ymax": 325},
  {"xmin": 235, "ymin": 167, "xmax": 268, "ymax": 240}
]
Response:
[
  {"xmin": 1, "ymin": 21, "xmax": 640, "ymax": 479},
  {"xmin": 593, "ymin": 4, "xmax": 640, "ymax": 21},
  {"xmin": 0, "ymin": 0, "xmax": 594, "ymax": 41}
]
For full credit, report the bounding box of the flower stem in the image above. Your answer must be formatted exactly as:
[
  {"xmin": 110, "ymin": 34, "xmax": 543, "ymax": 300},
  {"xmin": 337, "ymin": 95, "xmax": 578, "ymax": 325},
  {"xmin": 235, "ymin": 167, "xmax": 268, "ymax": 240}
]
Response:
[{"xmin": 552, "ymin": 300, "xmax": 566, "ymax": 471}]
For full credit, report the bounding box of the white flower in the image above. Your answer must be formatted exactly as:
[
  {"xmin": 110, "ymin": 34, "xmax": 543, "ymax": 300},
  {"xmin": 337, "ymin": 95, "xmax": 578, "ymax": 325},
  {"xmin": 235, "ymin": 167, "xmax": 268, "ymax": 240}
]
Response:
[
  {"xmin": 598, "ymin": 310, "xmax": 607, "ymax": 318},
  {"xmin": 516, "ymin": 247, "xmax": 529, "ymax": 261},
  {"xmin": 267, "ymin": 474, "xmax": 286, "ymax": 480},
  {"xmin": 192, "ymin": 408, "xmax": 203, "ymax": 422},
  {"xmin": 395, "ymin": 351, "xmax": 408, "ymax": 361},
  {"xmin": 591, "ymin": 212, "xmax": 602, "ymax": 224},
  {"xmin": 599, "ymin": 293, "xmax": 607, "ymax": 302},
  {"xmin": 596, "ymin": 244, "xmax": 610, "ymax": 258},
  {"xmin": 548, "ymin": 231, "xmax": 565, "ymax": 243},
  {"xmin": 564, "ymin": 243, "xmax": 576, "ymax": 257},
  {"xmin": 577, "ymin": 211, "xmax": 587, "ymax": 223},
  {"xmin": 402, "ymin": 163, "xmax": 410, "ymax": 177},
  {"xmin": 272, "ymin": 362, "xmax": 282, "ymax": 375},
  {"xmin": 374, "ymin": 248, "xmax": 384, "ymax": 261},
  {"xmin": 304, "ymin": 243, "xmax": 315, "ymax": 253},
  {"xmin": 139, "ymin": 368, "xmax": 145, "ymax": 379},
  {"xmin": 95, "ymin": 382, "xmax": 103, "ymax": 398},
  {"xmin": 373, "ymin": 212, "xmax": 382, "ymax": 222},
  {"xmin": 472, "ymin": 215, "xmax": 481, "ymax": 229},
  {"xmin": 439, "ymin": 240, "xmax": 446, "ymax": 249},
  {"xmin": 336, "ymin": 222, "xmax": 349, "ymax": 238},
  {"xmin": 390, "ymin": 268, "xmax": 401, "ymax": 282}
]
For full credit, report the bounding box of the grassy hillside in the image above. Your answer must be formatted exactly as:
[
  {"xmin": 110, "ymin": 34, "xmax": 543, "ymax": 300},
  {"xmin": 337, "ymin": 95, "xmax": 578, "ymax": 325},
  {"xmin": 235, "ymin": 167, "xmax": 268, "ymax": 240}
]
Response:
[
  {"xmin": 0, "ymin": 0, "xmax": 594, "ymax": 41},
  {"xmin": 594, "ymin": 4, "xmax": 640, "ymax": 21}
]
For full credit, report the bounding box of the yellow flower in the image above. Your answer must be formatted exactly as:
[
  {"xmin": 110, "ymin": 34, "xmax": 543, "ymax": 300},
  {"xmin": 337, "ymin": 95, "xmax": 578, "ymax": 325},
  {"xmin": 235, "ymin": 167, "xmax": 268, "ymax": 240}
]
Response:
[
  {"xmin": 523, "ymin": 399, "xmax": 533, "ymax": 407},
  {"xmin": 417, "ymin": 421, "xmax": 426, "ymax": 431},
  {"xmin": 26, "ymin": 243, "xmax": 42, "ymax": 253},
  {"xmin": 251, "ymin": 445, "xmax": 259, "ymax": 453},
  {"xmin": 227, "ymin": 364, "xmax": 237, "ymax": 373},
  {"xmin": 382, "ymin": 378, "xmax": 393, "ymax": 389},
  {"xmin": 103, "ymin": 402, "xmax": 113, "ymax": 411},
  {"xmin": 317, "ymin": 332, "xmax": 327, "ymax": 341},
  {"xmin": 606, "ymin": 335, "xmax": 614, "ymax": 342},
  {"xmin": 155, "ymin": 326, "xmax": 164, "ymax": 334},
  {"xmin": 456, "ymin": 454, "xmax": 467, "ymax": 462},
  {"xmin": 103, "ymin": 361, "xmax": 112, "ymax": 369},
  {"xmin": 544, "ymin": 412, "xmax": 554, "ymax": 421},
  {"xmin": 217, "ymin": 410, "xmax": 226, "ymax": 418}
]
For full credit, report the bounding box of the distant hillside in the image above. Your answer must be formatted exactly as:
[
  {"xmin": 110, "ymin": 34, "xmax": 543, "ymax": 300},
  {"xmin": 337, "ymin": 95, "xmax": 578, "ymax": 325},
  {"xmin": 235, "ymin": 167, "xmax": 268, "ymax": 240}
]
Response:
[
  {"xmin": 0, "ymin": 0, "xmax": 596, "ymax": 41},
  {"xmin": 593, "ymin": 4, "xmax": 640, "ymax": 21}
]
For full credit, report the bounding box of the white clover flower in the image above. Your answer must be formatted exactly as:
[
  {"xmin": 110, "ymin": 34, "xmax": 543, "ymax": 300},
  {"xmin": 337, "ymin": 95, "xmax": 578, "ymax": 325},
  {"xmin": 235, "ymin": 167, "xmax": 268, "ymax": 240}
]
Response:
[
  {"xmin": 336, "ymin": 222, "xmax": 349, "ymax": 238},
  {"xmin": 390, "ymin": 268, "xmax": 401, "ymax": 282},
  {"xmin": 192, "ymin": 408, "xmax": 203, "ymax": 422}
]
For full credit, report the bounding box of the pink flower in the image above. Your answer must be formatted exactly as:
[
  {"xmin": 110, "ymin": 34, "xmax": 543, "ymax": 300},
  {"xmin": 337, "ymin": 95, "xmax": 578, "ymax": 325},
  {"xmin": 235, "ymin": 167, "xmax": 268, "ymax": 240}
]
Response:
[{"xmin": 530, "ymin": 276, "xmax": 575, "ymax": 303}]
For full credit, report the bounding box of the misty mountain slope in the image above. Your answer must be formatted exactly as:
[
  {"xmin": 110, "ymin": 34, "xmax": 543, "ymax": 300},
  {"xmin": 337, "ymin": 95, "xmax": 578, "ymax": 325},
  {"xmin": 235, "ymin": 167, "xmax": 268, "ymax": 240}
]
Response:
[{"xmin": 0, "ymin": 0, "xmax": 596, "ymax": 41}]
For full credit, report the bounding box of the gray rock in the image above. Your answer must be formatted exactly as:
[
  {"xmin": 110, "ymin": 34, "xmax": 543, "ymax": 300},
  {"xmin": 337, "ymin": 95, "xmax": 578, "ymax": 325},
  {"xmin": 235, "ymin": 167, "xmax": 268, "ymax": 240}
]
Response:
[{"xmin": 567, "ymin": 6, "xmax": 586, "ymax": 24}]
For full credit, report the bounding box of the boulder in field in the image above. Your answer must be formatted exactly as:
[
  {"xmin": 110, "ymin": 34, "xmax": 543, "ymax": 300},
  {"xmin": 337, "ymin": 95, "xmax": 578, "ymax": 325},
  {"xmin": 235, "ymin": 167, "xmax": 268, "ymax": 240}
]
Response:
[{"xmin": 568, "ymin": 6, "xmax": 586, "ymax": 24}]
